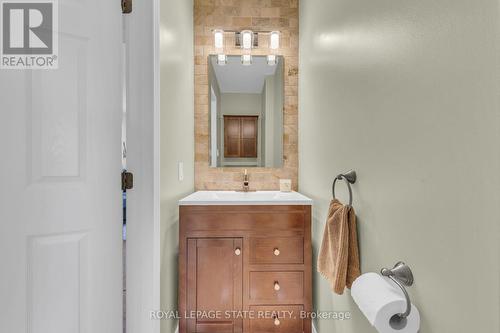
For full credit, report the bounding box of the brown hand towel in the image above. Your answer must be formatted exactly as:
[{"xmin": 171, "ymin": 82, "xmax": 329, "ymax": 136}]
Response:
[{"xmin": 317, "ymin": 199, "xmax": 361, "ymax": 295}]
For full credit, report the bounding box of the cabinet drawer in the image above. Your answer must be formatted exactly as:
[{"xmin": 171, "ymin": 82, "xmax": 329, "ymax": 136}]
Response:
[
  {"xmin": 180, "ymin": 207, "xmax": 306, "ymax": 233},
  {"xmin": 250, "ymin": 237, "xmax": 304, "ymax": 264},
  {"xmin": 249, "ymin": 305, "xmax": 303, "ymax": 333},
  {"xmin": 250, "ymin": 272, "xmax": 304, "ymax": 303}
]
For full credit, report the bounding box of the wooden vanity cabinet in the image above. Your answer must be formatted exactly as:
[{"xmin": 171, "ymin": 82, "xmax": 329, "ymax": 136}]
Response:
[{"xmin": 179, "ymin": 205, "xmax": 312, "ymax": 333}]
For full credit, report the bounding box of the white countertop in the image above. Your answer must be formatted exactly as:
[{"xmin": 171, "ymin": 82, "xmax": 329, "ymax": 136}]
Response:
[{"xmin": 179, "ymin": 191, "xmax": 313, "ymax": 206}]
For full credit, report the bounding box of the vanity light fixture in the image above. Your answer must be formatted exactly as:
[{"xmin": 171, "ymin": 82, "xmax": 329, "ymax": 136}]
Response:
[
  {"xmin": 269, "ymin": 31, "xmax": 280, "ymax": 50},
  {"xmin": 214, "ymin": 29, "xmax": 224, "ymax": 49},
  {"xmin": 214, "ymin": 30, "xmax": 226, "ymax": 66},
  {"xmin": 268, "ymin": 31, "xmax": 279, "ymax": 65},
  {"xmin": 241, "ymin": 30, "xmax": 254, "ymax": 50},
  {"xmin": 217, "ymin": 54, "xmax": 227, "ymax": 66},
  {"xmin": 241, "ymin": 54, "xmax": 252, "ymax": 66},
  {"xmin": 267, "ymin": 54, "xmax": 277, "ymax": 66}
]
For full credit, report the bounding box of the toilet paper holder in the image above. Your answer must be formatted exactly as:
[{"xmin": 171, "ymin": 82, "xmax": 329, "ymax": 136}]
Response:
[{"xmin": 381, "ymin": 262, "xmax": 414, "ymax": 321}]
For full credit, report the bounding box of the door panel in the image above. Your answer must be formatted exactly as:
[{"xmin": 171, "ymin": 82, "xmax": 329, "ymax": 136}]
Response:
[
  {"xmin": 224, "ymin": 116, "xmax": 241, "ymax": 157},
  {"xmin": 197, "ymin": 239, "xmax": 236, "ymax": 315},
  {"xmin": 0, "ymin": 0, "xmax": 123, "ymax": 331},
  {"xmin": 241, "ymin": 117, "xmax": 257, "ymax": 138},
  {"xmin": 241, "ymin": 117, "xmax": 257, "ymax": 157},
  {"xmin": 28, "ymin": 232, "xmax": 89, "ymax": 332},
  {"xmin": 241, "ymin": 138, "xmax": 257, "ymax": 157},
  {"xmin": 186, "ymin": 238, "xmax": 243, "ymax": 333},
  {"xmin": 226, "ymin": 117, "xmax": 241, "ymax": 136},
  {"xmin": 226, "ymin": 138, "xmax": 240, "ymax": 157}
]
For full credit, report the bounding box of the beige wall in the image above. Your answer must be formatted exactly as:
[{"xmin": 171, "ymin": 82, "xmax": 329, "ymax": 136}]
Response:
[
  {"xmin": 194, "ymin": 0, "xmax": 299, "ymax": 190},
  {"xmin": 160, "ymin": 0, "xmax": 194, "ymax": 332},
  {"xmin": 299, "ymin": 0, "xmax": 500, "ymax": 332},
  {"xmin": 221, "ymin": 93, "xmax": 262, "ymax": 116}
]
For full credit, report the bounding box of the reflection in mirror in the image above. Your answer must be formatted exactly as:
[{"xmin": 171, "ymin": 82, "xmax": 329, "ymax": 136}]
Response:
[{"xmin": 208, "ymin": 55, "xmax": 284, "ymax": 168}]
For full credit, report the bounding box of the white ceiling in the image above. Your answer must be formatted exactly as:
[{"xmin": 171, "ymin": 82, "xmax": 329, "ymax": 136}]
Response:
[{"xmin": 211, "ymin": 55, "xmax": 280, "ymax": 94}]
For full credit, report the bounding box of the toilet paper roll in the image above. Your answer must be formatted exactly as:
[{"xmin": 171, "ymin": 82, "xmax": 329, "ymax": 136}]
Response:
[{"xmin": 351, "ymin": 273, "xmax": 420, "ymax": 333}]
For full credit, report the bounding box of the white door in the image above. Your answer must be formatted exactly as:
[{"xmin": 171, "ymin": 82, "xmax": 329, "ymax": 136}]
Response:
[{"xmin": 0, "ymin": 0, "xmax": 123, "ymax": 332}]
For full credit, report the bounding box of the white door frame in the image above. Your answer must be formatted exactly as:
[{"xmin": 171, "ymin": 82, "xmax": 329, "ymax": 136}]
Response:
[{"xmin": 124, "ymin": 0, "xmax": 161, "ymax": 332}]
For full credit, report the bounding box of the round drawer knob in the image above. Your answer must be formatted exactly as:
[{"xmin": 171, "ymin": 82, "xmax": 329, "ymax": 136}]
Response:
[
  {"xmin": 273, "ymin": 248, "xmax": 280, "ymax": 256},
  {"xmin": 274, "ymin": 281, "xmax": 280, "ymax": 291},
  {"xmin": 235, "ymin": 248, "xmax": 241, "ymax": 256},
  {"xmin": 274, "ymin": 317, "xmax": 281, "ymax": 326}
]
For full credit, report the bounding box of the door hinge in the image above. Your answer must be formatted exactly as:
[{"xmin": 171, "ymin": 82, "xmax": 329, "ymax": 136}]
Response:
[
  {"xmin": 122, "ymin": 171, "xmax": 133, "ymax": 191},
  {"xmin": 122, "ymin": 0, "xmax": 132, "ymax": 14}
]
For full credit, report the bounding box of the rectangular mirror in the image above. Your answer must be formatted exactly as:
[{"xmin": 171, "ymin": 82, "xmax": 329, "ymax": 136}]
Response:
[{"xmin": 208, "ymin": 55, "xmax": 284, "ymax": 168}]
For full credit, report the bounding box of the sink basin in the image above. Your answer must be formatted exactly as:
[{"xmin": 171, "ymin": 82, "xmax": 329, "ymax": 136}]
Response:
[
  {"xmin": 179, "ymin": 191, "xmax": 313, "ymax": 205},
  {"xmin": 213, "ymin": 191, "xmax": 282, "ymax": 201}
]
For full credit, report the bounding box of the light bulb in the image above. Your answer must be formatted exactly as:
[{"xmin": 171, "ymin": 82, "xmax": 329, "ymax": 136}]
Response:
[
  {"xmin": 267, "ymin": 54, "xmax": 277, "ymax": 66},
  {"xmin": 241, "ymin": 54, "xmax": 252, "ymax": 66},
  {"xmin": 270, "ymin": 31, "xmax": 280, "ymax": 50},
  {"xmin": 214, "ymin": 29, "xmax": 224, "ymax": 49},
  {"xmin": 241, "ymin": 30, "xmax": 253, "ymax": 50},
  {"xmin": 217, "ymin": 54, "xmax": 227, "ymax": 65}
]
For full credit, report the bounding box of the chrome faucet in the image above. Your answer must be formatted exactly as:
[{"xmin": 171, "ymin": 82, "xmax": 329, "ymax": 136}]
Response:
[{"xmin": 243, "ymin": 169, "xmax": 250, "ymax": 192}]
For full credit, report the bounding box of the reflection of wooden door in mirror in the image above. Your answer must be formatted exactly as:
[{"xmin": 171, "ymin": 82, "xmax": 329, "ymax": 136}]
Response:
[
  {"xmin": 241, "ymin": 117, "xmax": 258, "ymax": 157},
  {"xmin": 224, "ymin": 116, "xmax": 258, "ymax": 158},
  {"xmin": 224, "ymin": 116, "xmax": 241, "ymax": 157}
]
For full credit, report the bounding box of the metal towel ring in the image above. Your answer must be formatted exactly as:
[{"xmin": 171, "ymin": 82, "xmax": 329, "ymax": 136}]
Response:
[{"xmin": 332, "ymin": 170, "xmax": 357, "ymax": 206}]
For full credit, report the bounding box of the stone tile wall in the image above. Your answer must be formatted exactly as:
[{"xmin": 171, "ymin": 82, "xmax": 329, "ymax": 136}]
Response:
[{"xmin": 194, "ymin": 0, "xmax": 299, "ymax": 190}]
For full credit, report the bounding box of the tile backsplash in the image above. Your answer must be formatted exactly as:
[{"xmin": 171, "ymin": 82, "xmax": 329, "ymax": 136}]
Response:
[{"xmin": 194, "ymin": 0, "xmax": 299, "ymax": 190}]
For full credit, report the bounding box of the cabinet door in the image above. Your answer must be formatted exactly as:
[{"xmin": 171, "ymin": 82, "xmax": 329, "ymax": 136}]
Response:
[
  {"xmin": 187, "ymin": 238, "xmax": 243, "ymax": 333},
  {"xmin": 224, "ymin": 116, "xmax": 241, "ymax": 157},
  {"xmin": 241, "ymin": 116, "xmax": 258, "ymax": 157},
  {"xmin": 223, "ymin": 116, "xmax": 258, "ymax": 158}
]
